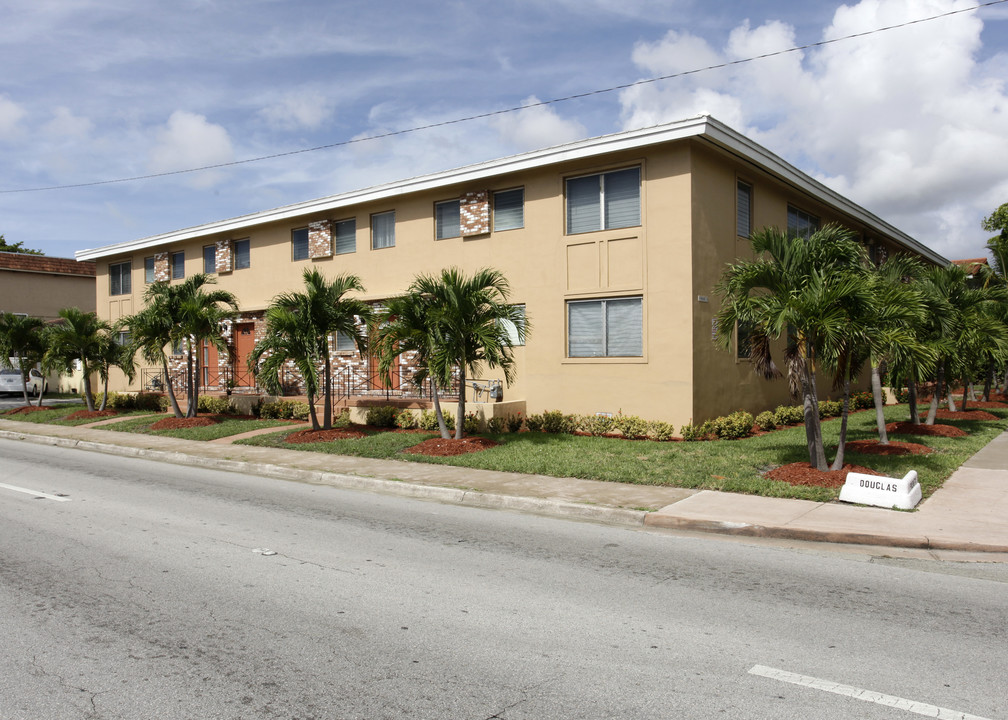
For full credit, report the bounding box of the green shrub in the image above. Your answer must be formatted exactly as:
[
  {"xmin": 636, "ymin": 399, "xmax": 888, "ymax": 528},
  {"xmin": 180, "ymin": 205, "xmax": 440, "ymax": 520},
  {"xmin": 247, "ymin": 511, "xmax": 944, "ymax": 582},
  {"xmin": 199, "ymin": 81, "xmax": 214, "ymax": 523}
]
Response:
[
  {"xmin": 366, "ymin": 405, "xmax": 398, "ymax": 428},
  {"xmin": 773, "ymin": 404, "xmax": 804, "ymax": 426},
  {"xmin": 395, "ymin": 409, "xmax": 417, "ymax": 429},
  {"xmin": 680, "ymin": 421, "xmax": 713, "ymax": 441},
  {"xmin": 487, "ymin": 416, "xmax": 506, "ymax": 434},
  {"xmin": 646, "ymin": 420, "xmax": 675, "ymax": 441},
  {"xmin": 818, "ymin": 399, "xmax": 842, "ymax": 419},
  {"xmin": 580, "ymin": 414, "xmax": 615, "ymax": 437},
  {"xmin": 614, "ymin": 413, "xmax": 649, "ymax": 439},
  {"xmin": 259, "ymin": 399, "xmax": 310, "ymax": 420},
  {"xmin": 506, "ymin": 413, "xmax": 524, "ymax": 433},
  {"xmin": 158, "ymin": 395, "xmax": 169, "ymax": 412},
  {"xmin": 755, "ymin": 410, "xmax": 776, "ymax": 431},
  {"xmin": 524, "ymin": 413, "xmax": 544, "ymax": 432},
  {"xmin": 541, "ymin": 409, "xmax": 576, "ymax": 434},
  {"xmin": 464, "ymin": 412, "xmax": 481, "ymax": 435},
  {"xmin": 712, "ymin": 411, "xmax": 754, "ymax": 440},
  {"xmin": 418, "ymin": 409, "xmax": 454, "ymax": 432},
  {"xmin": 895, "ymin": 387, "xmax": 910, "ymax": 403},
  {"xmin": 332, "ymin": 408, "xmax": 351, "ymax": 428},
  {"xmin": 197, "ymin": 395, "xmax": 234, "ymax": 415}
]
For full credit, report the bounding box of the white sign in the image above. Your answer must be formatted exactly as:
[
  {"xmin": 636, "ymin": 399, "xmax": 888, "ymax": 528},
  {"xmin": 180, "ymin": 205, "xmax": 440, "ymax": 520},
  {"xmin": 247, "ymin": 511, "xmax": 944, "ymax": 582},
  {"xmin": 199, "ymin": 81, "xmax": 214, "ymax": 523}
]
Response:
[{"xmin": 839, "ymin": 470, "xmax": 921, "ymax": 510}]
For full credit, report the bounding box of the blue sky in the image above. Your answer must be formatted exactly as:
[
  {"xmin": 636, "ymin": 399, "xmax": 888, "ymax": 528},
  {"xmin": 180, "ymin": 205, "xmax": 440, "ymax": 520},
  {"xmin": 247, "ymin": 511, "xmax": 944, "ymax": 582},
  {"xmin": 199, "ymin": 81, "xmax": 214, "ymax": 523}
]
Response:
[{"xmin": 1, "ymin": 0, "xmax": 1006, "ymax": 262}]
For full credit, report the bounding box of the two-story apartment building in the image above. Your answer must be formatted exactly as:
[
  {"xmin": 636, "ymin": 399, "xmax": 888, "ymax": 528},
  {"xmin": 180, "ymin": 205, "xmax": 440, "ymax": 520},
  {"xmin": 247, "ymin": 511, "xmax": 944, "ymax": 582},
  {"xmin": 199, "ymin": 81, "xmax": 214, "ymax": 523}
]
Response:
[{"xmin": 76, "ymin": 115, "xmax": 946, "ymax": 428}]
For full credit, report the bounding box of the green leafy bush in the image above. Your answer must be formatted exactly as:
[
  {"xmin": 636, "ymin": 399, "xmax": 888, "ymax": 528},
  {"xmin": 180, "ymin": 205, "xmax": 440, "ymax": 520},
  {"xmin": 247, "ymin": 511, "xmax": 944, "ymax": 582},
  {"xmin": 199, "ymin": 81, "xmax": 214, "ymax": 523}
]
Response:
[
  {"xmin": 541, "ymin": 410, "xmax": 576, "ymax": 434},
  {"xmin": 259, "ymin": 399, "xmax": 310, "ymax": 420},
  {"xmin": 464, "ymin": 412, "xmax": 481, "ymax": 435},
  {"xmin": 197, "ymin": 395, "xmax": 234, "ymax": 415},
  {"xmin": 818, "ymin": 399, "xmax": 842, "ymax": 419},
  {"xmin": 614, "ymin": 413, "xmax": 649, "ymax": 439},
  {"xmin": 850, "ymin": 389, "xmax": 886, "ymax": 409},
  {"xmin": 712, "ymin": 411, "xmax": 754, "ymax": 440},
  {"xmin": 487, "ymin": 416, "xmax": 506, "ymax": 434},
  {"xmin": 100, "ymin": 392, "xmax": 162, "ymax": 411},
  {"xmin": 895, "ymin": 387, "xmax": 910, "ymax": 403},
  {"xmin": 506, "ymin": 413, "xmax": 524, "ymax": 433},
  {"xmin": 755, "ymin": 410, "xmax": 776, "ymax": 431},
  {"xmin": 418, "ymin": 409, "xmax": 454, "ymax": 432},
  {"xmin": 680, "ymin": 421, "xmax": 714, "ymax": 441},
  {"xmin": 366, "ymin": 405, "xmax": 398, "ymax": 428},
  {"xmin": 579, "ymin": 414, "xmax": 615, "ymax": 437},
  {"xmin": 773, "ymin": 404, "xmax": 804, "ymax": 426},
  {"xmin": 395, "ymin": 409, "xmax": 417, "ymax": 429},
  {"xmin": 646, "ymin": 420, "xmax": 675, "ymax": 441},
  {"xmin": 524, "ymin": 413, "xmax": 544, "ymax": 432}
]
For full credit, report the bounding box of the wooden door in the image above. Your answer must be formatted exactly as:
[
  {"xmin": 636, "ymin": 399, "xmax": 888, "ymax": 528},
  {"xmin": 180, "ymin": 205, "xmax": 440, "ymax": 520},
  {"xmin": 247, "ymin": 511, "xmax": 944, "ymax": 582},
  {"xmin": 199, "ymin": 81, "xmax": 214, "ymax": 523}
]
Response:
[{"xmin": 233, "ymin": 323, "xmax": 256, "ymax": 388}]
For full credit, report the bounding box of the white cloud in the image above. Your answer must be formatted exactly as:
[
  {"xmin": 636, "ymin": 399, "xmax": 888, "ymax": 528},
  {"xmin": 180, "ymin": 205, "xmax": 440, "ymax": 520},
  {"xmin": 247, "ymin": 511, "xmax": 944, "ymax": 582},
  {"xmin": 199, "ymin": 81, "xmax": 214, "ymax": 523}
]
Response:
[
  {"xmin": 619, "ymin": 0, "xmax": 1008, "ymax": 260},
  {"xmin": 491, "ymin": 96, "xmax": 587, "ymax": 152},
  {"xmin": 258, "ymin": 90, "xmax": 335, "ymax": 130},
  {"xmin": 0, "ymin": 95, "xmax": 27, "ymax": 139},
  {"xmin": 148, "ymin": 110, "xmax": 234, "ymax": 188},
  {"xmin": 43, "ymin": 107, "xmax": 93, "ymax": 139}
]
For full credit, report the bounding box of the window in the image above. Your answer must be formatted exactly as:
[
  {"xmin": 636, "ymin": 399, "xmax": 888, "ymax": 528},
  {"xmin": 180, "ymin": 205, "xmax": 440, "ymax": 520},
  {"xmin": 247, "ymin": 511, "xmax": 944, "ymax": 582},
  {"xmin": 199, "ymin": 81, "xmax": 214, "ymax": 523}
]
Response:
[
  {"xmin": 334, "ymin": 220, "xmax": 355, "ymax": 255},
  {"xmin": 334, "ymin": 331, "xmax": 357, "ymax": 352},
  {"xmin": 171, "ymin": 251, "xmax": 184, "ymax": 280},
  {"xmin": 116, "ymin": 331, "xmax": 131, "ymax": 346},
  {"xmin": 787, "ymin": 206, "xmax": 819, "ymax": 239},
  {"xmin": 203, "ymin": 245, "xmax": 216, "ymax": 274},
  {"xmin": 234, "ymin": 239, "xmax": 250, "ymax": 269},
  {"xmin": 737, "ymin": 181, "xmax": 752, "ymax": 238},
  {"xmin": 494, "ymin": 188, "xmax": 524, "ymax": 231},
  {"xmin": 566, "ymin": 167, "xmax": 640, "ymax": 235},
  {"xmin": 144, "ymin": 256, "xmax": 155, "ymax": 284},
  {"xmin": 500, "ymin": 304, "xmax": 526, "ymax": 346},
  {"xmin": 435, "ymin": 200, "xmax": 460, "ymax": 240},
  {"xmin": 292, "ymin": 227, "xmax": 309, "ymax": 260},
  {"xmin": 567, "ymin": 297, "xmax": 642, "ymax": 357},
  {"xmin": 372, "ymin": 211, "xmax": 395, "ymax": 249},
  {"xmin": 109, "ymin": 261, "xmax": 131, "ymax": 296}
]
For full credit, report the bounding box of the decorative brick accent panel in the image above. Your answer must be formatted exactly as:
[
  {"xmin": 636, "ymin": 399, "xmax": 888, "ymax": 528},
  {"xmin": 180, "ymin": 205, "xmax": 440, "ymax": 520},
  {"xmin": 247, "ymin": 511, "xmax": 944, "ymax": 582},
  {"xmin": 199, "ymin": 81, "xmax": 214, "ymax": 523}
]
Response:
[
  {"xmin": 460, "ymin": 191, "xmax": 489, "ymax": 237},
  {"xmin": 215, "ymin": 239, "xmax": 233, "ymax": 273},
  {"xmin": 154, "ymin": 252, "xmax": 170, "ymax": 282},
  {"xmin": 309, "ymin": 220, "xmax": 332, "ymax": 258}
]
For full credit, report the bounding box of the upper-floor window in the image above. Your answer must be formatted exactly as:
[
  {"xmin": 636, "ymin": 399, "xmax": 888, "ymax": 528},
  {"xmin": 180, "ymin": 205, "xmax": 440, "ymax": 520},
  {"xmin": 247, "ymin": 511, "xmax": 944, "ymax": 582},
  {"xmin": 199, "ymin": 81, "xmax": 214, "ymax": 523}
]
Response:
[
  {"xmin": 144, "ymin": 256, "xmax": 155, "ymax": 284},
  {"xmin": 493, "ymin": 188, "xmax": 524, "ymax": 232},
  {"xmin": 203, "ymin": 245, "xmax": 216, "ymax": 274},
  {"xmin": 566, "ymin": 167, "xmax": 640, "ymax": 235},
  {"xmin": 171, "ymin": 251, "xmax": 184, "ymax": 280},
  {"xmin": 500, "ymin": 304, "xmax": 526, "ymax": 347},
  {"xmin": 109, "ymin": 261, "xmax": 131, "ymax": 296},
  {"xmin": 435, "ymin": 200, "xmax": 460, "ymax": 240},
  {"xmin": 334, "ymin": 330, "xmax": 357, "ymax": 352},
  {"xmin": 234, "ymin": 238, "xmax": 251, "ymax": 269},
  {"xmin": 372, "ymin": 211, "xmax": 395, "ymax": 249},
  {"xmin": 787, "ymin": 206, "xmax": 819, "ymax": 239},
  {"xmin": 737, "ymin": 181, "xmax": 753, "ymax": 238},
  {"xmin": 334, "ymin": 220, "xmax": 355, "ymax": 255},
  {"xmin": 292, "ymin": 227, "xmax": 309, "ymax": 261},
  {"xmin": 567, "ymin": 296, "xmax": 642, "ymax": 358}
]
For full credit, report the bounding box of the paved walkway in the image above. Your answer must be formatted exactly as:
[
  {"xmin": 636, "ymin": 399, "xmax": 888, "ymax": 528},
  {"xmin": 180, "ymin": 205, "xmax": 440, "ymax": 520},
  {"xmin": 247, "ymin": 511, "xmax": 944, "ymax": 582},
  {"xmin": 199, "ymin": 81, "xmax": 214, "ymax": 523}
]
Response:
[{"xmin": 2, "ymin": 417, "xmax": 1006, "ymax": 555}]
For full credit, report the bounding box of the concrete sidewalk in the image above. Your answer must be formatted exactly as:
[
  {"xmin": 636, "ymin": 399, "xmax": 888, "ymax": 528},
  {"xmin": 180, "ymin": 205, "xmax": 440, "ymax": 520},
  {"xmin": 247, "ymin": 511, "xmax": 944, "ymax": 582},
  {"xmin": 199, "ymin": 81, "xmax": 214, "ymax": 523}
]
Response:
[{"xmin": 2, "ymin": 417, "xmax": 1006, "ymax": 554}]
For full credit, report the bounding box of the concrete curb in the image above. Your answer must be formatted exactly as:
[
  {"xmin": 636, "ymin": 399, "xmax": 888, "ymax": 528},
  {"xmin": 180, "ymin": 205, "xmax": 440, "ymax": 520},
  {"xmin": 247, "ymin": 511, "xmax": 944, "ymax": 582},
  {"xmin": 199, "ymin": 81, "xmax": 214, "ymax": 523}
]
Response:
[{"xmin": 0, "ymin": 429, "xmax": 648, "ymax": 528}]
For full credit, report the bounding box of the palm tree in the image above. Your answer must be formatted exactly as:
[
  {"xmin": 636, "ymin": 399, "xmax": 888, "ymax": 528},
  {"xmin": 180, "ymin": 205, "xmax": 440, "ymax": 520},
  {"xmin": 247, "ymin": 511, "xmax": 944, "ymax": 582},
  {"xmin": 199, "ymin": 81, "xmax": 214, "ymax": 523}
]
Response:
[
  {"xmin": 44, "ymin": 308, "xmax": 110, "ymax": 411},
  {"xmin": 0, "ymin": 313, "xmax": 47, "ymax": 406},
  {"xmin": 373, "ymin": 291, "xmax": 452, "ymax": 438},
  {"xmin": 716, "ymin": 224, "xmax": 871, "ymax": 471},
  {"xmin": 248, "ymin": 304, "xmax": 323, "ymax": 431},
  {"xmin": 413, "ymin": 267, "xmax": 526, "ymax": 439},
  {"xmin": 94, "ymin": 327, "xmax": 137, "ymax": 411},
  {"xmin": 122, "ymin": 302, "xmax": 185, "ymax": 417}
]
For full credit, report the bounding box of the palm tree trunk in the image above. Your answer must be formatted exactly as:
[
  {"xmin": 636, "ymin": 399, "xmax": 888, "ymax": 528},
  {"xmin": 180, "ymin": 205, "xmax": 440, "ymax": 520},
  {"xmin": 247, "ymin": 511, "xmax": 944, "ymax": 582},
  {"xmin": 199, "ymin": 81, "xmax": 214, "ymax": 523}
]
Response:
[
  {"xmin": 800, "ymin": 358, "xmax": 828, "ymax": 471},
  {"xmin": 185, "ymin": 345, "xmax": 195, "ymax": 418},
  {"xmin": 191, "ymin": 347, "xmax": 201, "ymax": 417},
  {"xmin": 961, "ymin": 377, "xmax": 969, "ymax": 413},
  {"xmin": 35, "ymin": 376, "xmax": 44, "ymax": 407},
  {"xmin": 925, "ymin": 364, "xmax": 945, "ymax": 425},
  {"xmin": 20, "ymin": 372, "xmax": 29, "ymax": 407},
  {"xmin": 830, "ymin": 352, "xmax": 854, "ymax": 472},
  {"xmin": 946, "ymin": 369, "xmax": 957, "ymax": 412},
  {"xmin": 99, "ymin": 374, "xmax": 109, "ymax": 411},
  {"xmin": 455, "ymin": 366, "xmax": 466, "ymax": 440},
  {"xmin": 908, "ymin": 374, "xmax": 920, "ymax": 425},
  {"xmin": 430, "ymin": 382, "xmax": 450, "ymax": 439},
  {"xmin": 307, "ymin": 390, "xmax": 320, "ymax": 431},
  {"xmin": 983, "ymin": 362, "xmax": 994, "ymax": 402},
  {"xmin": 322, "ymin": 345, "xmax": 332, "ymax": 430},
  {"xmin": 82, "ymin": 359, "xmax": 95, "ymax": 412},
  {"xmin": 162, "ymin": 357, "xmax": 184, "ymax": 417},
  {"xmin": 871, "ymin": 361, "xmax": 889, "ymax": 444}
]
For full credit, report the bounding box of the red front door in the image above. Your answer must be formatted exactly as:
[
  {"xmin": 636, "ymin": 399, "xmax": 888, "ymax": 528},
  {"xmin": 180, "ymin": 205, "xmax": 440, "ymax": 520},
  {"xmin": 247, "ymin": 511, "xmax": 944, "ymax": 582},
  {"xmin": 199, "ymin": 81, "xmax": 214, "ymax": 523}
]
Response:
[{"xmin": 233, "ymin": 323, "xmax": 256, "ymax": 388}]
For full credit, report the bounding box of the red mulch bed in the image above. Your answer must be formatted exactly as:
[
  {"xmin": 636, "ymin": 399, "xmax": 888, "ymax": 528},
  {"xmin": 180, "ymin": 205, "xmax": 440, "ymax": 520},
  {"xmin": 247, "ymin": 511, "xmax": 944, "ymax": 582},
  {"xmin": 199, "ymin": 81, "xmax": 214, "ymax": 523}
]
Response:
[
  {"xmin": 65, "ymin": 409, "xmax": 119, "ymax": 421},
  {"xmin": 967, "ymin": 401, "xmax": 1008, "ymax": 409},
  {"xmin": 286, "ymin": 428, "xmax": 369, "ymax": 443},
  {"xmin": 845, "ymin": 439, "xmax": 932, "ymax": 456},
  {"xmin": 765, "ymin": 463, "xmax": 883, "ymax": 489},
  {"xmin": 150, "ymin": 416, "xmax": 218, "ymax": 430},
  {"xmin": 404, "ymin": 436, "xmax": 501, "ymax": 456},
  {"xmin": 887, "ymin": 421, "xmax": 967, "ymax": 437},
  {"xmin": 4, "ymin": 405, "xmax": 50, "ymax": 415},
  {"xmin": 935, "ymin": 409, "xmax": 998, "ymax": 421}
]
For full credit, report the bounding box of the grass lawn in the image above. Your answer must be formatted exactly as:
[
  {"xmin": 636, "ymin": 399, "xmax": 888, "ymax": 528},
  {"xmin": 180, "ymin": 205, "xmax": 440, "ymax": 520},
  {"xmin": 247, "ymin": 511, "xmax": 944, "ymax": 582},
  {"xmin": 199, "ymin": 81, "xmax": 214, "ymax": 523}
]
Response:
[
  {"xmin": 104, "ymin": 415, "xmax": 301, "ymax": 441},
  {"xmin": 236, "ymin": 404, "xmax": 1008, "ymax": 502},
  {"xmin": 2, "ymin": 403, "xmax": 85, "ymax": 423}
]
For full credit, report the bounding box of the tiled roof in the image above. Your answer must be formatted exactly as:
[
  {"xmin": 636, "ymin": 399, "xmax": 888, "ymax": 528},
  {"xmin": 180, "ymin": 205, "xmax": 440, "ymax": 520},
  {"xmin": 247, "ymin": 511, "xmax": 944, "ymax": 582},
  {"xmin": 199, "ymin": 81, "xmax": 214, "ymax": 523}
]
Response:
[
  {"xmin": 952, "ymin": 257, "xmax": 988, "ymax": 275},
  {"xmin": 0, "ymin": 251, "xmax": 96, "ymax": 277}
]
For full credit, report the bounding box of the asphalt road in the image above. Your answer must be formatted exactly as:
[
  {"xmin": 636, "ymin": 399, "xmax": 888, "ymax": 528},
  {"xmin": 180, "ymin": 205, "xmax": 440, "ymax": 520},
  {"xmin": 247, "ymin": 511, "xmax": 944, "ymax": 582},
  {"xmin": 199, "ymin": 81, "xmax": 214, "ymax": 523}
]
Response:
[{"xmin": 1, "ymin": 438, "xmax": 1005, "ymax": 719}]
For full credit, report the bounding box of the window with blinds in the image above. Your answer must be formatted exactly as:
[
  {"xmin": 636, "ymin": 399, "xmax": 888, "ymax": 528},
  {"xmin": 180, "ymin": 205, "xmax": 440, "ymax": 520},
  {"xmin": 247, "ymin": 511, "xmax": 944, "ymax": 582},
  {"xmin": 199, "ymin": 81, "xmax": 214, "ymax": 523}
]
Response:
[
  {"xmin": 372, "ymin": 211, "xmax": 395, "ymax": 249},
  {"xmin": 493, "ymin": 188, "xmax": 524, "ymax": 231},
  {"xmin": 334, "ymin": 219, "xmax": 355, "ymax": 255},
  {"xmin": 787, "ymin": 206, "xmax": 819, "ymax": 239},
  {"xmin": 567, "ymin": 297, "xmax": 642, "ymax": 357},
  {"xmin": 737, "ymin": 181, "xmax": 752, "ymax": 238},
  {"xmin": 566, "ymin": 167, "xmax": 641, "ymax": 235},
  {"xmin": 292, "ymin": 227, "xmax": 309, "ymax": 260},
  {"xmin": 203, "ymin": 245, "xmax": 216, "ymax": 274},
  {"xmin": 234, "ymin": 238, "xmax": 250, "ymax": 269},
  {"xmin": 109, "ymin": 260, "xmax": 131, "ymax": 296},
  {"xmin": 435, "ymin": 200, "xmax": 460, "ymax": 240}
]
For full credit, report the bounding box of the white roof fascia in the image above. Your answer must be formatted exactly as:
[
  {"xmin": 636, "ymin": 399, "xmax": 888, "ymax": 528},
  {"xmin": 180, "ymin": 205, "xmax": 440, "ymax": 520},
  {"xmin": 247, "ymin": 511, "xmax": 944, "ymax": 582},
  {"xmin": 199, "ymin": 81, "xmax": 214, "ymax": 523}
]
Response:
[{"xmin": 700, "ymin": 117, "xmax": 948, "ymax": 266}]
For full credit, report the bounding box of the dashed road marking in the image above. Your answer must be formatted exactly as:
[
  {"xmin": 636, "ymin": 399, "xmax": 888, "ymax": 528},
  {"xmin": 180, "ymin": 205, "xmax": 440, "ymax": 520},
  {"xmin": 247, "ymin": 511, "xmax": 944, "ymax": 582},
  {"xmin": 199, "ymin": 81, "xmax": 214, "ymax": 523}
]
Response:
[
  {"xmin": 749, "ymin": 665, "xmax": 990, "ymax": 720},
  {"xmin": 0, "ymin": 482, "xmax": 71, "ymax": 502}
]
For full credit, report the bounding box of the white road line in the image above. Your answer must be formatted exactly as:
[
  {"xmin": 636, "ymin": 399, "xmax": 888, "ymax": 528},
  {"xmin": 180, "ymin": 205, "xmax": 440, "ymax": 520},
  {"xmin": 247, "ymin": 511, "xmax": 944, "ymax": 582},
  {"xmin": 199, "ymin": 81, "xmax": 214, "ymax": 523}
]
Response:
[
  {"xmin": 0, "ymin": 482, "xmax": 71, "ymax": 502},
  {"xmin": 749, "ymin": 665, "xmax": 991, "ymax": 720}
]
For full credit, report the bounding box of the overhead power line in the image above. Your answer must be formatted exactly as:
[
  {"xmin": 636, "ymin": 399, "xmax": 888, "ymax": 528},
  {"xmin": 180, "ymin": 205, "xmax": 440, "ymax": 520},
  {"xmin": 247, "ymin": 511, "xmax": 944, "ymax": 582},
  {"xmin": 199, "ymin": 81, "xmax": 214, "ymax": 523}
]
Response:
[{"xmin": 3, "ymin": 0, "xmax": 1005, "ymax": 194}]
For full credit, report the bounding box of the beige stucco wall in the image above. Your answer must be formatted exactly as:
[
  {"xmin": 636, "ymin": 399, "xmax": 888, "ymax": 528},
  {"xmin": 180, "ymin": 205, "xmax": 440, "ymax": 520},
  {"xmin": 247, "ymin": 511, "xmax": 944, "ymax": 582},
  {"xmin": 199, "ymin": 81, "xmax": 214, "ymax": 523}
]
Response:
[{"xmin": 0, "ymin": 270, "xmax": 95, "ymax": 321}]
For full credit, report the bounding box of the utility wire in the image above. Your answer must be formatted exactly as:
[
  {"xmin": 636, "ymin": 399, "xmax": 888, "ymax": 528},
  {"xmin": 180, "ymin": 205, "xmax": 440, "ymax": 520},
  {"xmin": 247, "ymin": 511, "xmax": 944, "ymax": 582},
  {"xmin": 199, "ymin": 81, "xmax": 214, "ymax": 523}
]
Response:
[{"xmin": 3, "ymin": 0, "xmax": 1005, "ymax": 194}]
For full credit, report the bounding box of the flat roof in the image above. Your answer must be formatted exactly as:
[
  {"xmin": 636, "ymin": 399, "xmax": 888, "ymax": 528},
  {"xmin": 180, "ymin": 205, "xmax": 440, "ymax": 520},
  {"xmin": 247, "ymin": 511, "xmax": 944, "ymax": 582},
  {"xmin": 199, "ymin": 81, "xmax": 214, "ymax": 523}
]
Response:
[{"xmin": 76, "ymin": 115, "xmax": 948, "ymax": 266}]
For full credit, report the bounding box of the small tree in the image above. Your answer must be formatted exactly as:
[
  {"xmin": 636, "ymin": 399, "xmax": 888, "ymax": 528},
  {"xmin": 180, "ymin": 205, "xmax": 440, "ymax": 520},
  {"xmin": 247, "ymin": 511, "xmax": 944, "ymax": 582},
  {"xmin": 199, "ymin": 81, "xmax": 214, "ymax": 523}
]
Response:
[
  {"xmin": 0, "ymin": 313, "xmax": 47, "ymax": 406},
  {"xmin": 45, "ymin": 308, "xmax": 110, "ymax": 411}
]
